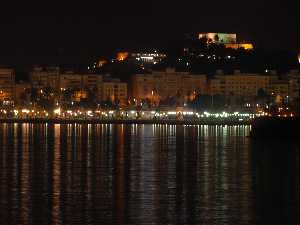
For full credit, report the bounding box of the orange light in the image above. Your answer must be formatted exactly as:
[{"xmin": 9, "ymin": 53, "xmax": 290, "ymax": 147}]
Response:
[
  {"xmin": 225, "ymin": 43, "xmax": 254, "ymax": 50},
  {"xmin": 97, "ymin": 59, "xmax": 108, "ymax": 67},
  {"xmin": 117, "ymin": 52, "xmax": 129, "ymax": 61}
]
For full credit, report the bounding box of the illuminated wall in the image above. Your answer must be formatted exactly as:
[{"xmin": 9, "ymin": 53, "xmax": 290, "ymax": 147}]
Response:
[
  {"xmin": 225, "ymin": 43, "xmax": 254, "ymax": 50},
  {"xmin": 298, "ymin": 53, "xmax": 300, "ymax": 64},
  {"xmin": 199, "ymin": 33, "xmax": 237, "ymax": 44}
]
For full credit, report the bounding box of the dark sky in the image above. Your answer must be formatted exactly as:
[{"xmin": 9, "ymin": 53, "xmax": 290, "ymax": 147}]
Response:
[{"xmin": 0, "ymin": 0, "xmax": 299, "ymax": 66}]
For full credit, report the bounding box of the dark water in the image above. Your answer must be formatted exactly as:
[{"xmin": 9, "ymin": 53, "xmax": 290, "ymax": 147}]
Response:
[{"xmin": 0, "ymin": 123, "xmax": 299, "ymax": 225}]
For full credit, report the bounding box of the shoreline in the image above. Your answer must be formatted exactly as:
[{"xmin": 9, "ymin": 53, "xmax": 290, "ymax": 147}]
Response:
[{"xmin": 0, "ymin": 118, "xmax": 252, "ymax": 125}]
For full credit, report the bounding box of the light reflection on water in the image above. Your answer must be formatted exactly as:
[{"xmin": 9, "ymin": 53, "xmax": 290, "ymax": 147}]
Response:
[{"xmin": 0, "ymin": 123, "xmax": 299, "ymax": 225}]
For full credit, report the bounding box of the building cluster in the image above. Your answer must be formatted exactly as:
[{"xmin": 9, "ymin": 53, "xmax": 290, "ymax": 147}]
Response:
[
  {"xmin": 1, "ymin": 66, "xmax": 300, "ymax": 108},
  {"xmin": 1, "ymin": 67, "xmax": 127, "ymax": 106},
  {"xmin": 115, "ymin": 51, "xmax": 167, "ymax": 65},
  {"xmin": 132, "ymin": 68, "xmax": 299, "ymax": 106}
]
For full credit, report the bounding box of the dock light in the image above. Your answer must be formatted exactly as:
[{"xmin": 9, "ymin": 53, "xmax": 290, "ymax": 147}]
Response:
[
  {"xmin": 54, "ymin": 108, "xmax": 61, "ymax": 115},
  {"xmin": 22, "ymin": 109, "xmax": 30, "ymax": 114},
  {"xmin": 130, "ymin": 110, "xmax": 136, "ymax": 114},
  {"xmin": 234, "ymin": 112, "xmax": 239, "ymax": 116},
  {"xmin": 167, "ymin": 111, "xmax": 176, "ymax": 115},
  {"xmin": 204, "ymin": 111, "xmax": 210, "ymax": 117}
]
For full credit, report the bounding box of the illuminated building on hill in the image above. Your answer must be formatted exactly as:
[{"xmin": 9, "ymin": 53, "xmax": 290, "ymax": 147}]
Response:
[
  {"xmin": 131, "ymin": 51, "xmax": 167, "ymax": 65},
  {"xmin": 198, "ymin": 32, "xmax": 253, "ymax": 50},
  {"xmin": 199, "ymin": 33, "xmax": 237, "ymax": 44},
  {"xmin": 115, "ymin": 51, "xmax": 167, "ymax": 65}
]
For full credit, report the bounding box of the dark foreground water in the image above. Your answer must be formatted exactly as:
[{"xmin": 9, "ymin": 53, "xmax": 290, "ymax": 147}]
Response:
[{"xmin": 0, "ymin": 123, "xmax": 299, "ymax": 225}]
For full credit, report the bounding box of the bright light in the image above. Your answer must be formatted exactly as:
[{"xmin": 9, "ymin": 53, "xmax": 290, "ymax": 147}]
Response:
[
  {"xmin": 183, "ymin": 111, "xmax": 194, "ymax": 115},
  {"xmin": 141, "ymin": 56, "xmax": 154, "ymax": 60},
  {"xmin": 167, "ymin": 111, "xmax": 176, "ymax": 115},
  {"xmin": 22, "ymin": 109, "xmax": 30, "ymax": 114},
  {"xmin": 54, "ymin": 108, "xmax": 61, "ymax": 115},
  {"xmin": 204, "ymin": 111, "xmax": 210, "ymax": 117}
]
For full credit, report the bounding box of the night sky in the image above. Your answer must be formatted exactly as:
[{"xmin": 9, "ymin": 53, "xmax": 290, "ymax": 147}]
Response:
[{"xmin": 0, "ymin": 0, "xmax": 299, "ymax": 66}]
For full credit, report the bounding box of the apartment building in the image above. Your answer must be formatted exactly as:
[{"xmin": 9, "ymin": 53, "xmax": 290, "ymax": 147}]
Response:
[
  {"xmin": 131, "ymin": 68, "xmax": 207, "ymax": 102},
  {"xmin": 0, "ymin": 67, "xmax": 15, "ymax": 104},
  {"xmin": 30, "ymin": 67, "xmax": 60, "ymax": 91},
  {"xmin": 102, "ymin": 78, "xmax": 127, "ymax": 105},
  {"xmin": 209, "ymin": 71, "xmax": 270, "ymax": 97}
]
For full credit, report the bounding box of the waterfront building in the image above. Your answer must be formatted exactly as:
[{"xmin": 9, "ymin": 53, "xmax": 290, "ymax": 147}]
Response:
[
  {"xmin": 30, "ymin": 67, "xmax": 60, "ymax": 91},
  {"xmin": 268, "ymin": 77, "xmax": 289, "ymax": 102},
  {"xmin": 15, "ymin": 81, "xmax": 31, "ymax": 105},
  {"xmin": 287, "ymin": 70, "xmax": 300, "ymax": 100},
  {"xmin": 0, "ymin": 67, "xmax": 15, "ymax": 104},
  {"xmin": 209, "ymin": 70, "xmax": 270, "ymax": 97},
  {"xmin": 59, "ymin": 72, "xmax": 83, "ymax": 90},
  {"xmin": 60, "ymin": 72, "xmax": 103, "ymax": 102},
  {"xmin": 131, "ymin": 68, "xmax": 207, "ymax": 104},
  {"xmin": 102, "ymin": 77, "xmax": 127, "ymax": 105}
]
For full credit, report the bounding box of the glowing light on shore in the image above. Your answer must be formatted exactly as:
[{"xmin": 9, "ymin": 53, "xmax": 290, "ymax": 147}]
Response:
[
  {"xmin": 22, "ymin": 109, "xmax": 30, "ymax": 114},
  {"xmin": 54, "ymin": 108, "xmax": 61, "ymax": 115}
]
